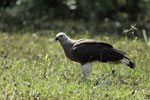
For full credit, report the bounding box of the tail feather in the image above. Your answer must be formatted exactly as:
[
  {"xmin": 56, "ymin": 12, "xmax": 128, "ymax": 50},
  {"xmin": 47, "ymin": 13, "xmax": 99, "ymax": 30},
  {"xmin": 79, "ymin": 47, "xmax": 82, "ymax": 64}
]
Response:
[{"xmin": 120, "ymin": 57, "xmax": 135, "ymax": 69}]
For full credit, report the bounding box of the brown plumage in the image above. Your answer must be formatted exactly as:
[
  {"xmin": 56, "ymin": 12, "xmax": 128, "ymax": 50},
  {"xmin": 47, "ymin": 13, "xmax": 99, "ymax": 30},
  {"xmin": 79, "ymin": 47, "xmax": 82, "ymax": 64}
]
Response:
[{"xmin": 56, "ymin": 32, "xmax": 135, "ymax": 77}]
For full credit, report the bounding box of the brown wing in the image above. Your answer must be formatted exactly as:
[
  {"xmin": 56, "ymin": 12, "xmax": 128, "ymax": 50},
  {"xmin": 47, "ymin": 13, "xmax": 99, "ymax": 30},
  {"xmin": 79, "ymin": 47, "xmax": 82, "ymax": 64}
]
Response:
[{"xmin": 72, "ymin": 40, "xmax": 125, "ymax": 64}]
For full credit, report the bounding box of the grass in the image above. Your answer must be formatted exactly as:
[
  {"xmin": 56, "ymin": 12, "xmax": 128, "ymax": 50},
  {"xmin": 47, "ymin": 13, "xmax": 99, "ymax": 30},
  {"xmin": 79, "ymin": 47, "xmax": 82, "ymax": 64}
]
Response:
[{"xmin": 0, "ymin": 32, "xmax": 150, "ymax": 100}]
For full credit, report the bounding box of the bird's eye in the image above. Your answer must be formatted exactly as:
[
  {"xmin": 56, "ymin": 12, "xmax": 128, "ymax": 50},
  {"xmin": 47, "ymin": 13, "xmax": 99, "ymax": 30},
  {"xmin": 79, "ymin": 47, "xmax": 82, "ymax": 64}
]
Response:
[{"xmin": 60, "ymin": 35, "xmax": 63, "ymax": 38}]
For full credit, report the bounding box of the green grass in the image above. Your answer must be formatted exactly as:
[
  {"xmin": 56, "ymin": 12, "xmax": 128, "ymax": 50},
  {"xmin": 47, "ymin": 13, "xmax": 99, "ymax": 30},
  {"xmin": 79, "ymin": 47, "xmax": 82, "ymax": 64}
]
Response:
[{"xmin": 0, "ymin": 32, "xmax": 150, "ymax": 100}]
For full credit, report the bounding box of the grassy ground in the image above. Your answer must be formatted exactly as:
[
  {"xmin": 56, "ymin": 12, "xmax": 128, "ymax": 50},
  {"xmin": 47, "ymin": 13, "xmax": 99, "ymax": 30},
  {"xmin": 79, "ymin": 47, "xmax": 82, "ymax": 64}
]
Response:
[{"xmin": 0, "ymin": 32, "xmax": 150, "ymax": 100}]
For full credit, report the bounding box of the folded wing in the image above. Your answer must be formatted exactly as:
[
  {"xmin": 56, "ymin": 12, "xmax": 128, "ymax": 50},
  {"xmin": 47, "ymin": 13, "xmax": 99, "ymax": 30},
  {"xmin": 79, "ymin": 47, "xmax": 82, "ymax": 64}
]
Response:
[{"xmin": 72, "ymin": 40, "xmax": 125, "ymax": 65}]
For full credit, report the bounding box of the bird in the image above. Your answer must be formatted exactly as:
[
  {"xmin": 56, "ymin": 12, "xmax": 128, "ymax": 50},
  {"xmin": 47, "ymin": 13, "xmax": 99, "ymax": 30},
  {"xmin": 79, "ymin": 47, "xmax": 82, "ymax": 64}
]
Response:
[{"xmin": 55, "ymin": 32, "xmax": 135, "ymax": 77}]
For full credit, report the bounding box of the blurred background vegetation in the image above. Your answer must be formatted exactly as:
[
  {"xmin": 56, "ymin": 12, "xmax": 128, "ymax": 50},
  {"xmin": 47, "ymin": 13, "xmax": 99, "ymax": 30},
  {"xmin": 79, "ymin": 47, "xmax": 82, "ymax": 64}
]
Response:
[
  {"xmin": 1, "ymin": 1, "xmax": 150, "ymax": 99},
  {"xmin": 0, "ymin": 0, "xmax": 150, "ymax": 37}
]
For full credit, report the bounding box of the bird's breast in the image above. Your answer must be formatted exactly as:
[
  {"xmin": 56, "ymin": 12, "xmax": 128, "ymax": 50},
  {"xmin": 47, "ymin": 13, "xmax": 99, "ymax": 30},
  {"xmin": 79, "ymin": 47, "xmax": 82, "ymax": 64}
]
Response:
[
  {"xmin": 64, "ymin": 49, "xmax": 76, "ymax": 61},
  {"xmin": 62, "ymin": 45, "xmax": 76, "ymax": 61}
]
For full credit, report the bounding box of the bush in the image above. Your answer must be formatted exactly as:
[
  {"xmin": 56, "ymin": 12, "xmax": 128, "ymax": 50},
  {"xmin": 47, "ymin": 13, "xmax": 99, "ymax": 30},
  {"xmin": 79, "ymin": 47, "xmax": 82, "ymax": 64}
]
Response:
[{"xmin": 0, "ymin": 0, "xmax": 150, "ymax": 21}]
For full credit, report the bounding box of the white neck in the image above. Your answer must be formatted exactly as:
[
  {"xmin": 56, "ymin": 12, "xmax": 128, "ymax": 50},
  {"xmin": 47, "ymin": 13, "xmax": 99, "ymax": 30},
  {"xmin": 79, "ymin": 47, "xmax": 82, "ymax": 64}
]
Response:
[{"xmin": 60, "ymin": 37, "xmax": 73, "ymax": 46}]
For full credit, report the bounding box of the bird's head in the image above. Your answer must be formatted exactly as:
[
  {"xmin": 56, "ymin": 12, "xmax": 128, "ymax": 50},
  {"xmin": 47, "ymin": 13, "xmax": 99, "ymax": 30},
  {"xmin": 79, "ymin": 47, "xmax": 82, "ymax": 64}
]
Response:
[{"xmin": 55, "ymin": 32, "xmax": 69, "ymax": 42}]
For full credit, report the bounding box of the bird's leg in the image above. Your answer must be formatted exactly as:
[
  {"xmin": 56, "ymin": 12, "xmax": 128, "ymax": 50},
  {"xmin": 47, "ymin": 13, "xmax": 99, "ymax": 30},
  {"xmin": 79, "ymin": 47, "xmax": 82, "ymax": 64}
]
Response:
[{"xmin": 81, "ymin": 63, "xmax": 92, "ymax": 77}]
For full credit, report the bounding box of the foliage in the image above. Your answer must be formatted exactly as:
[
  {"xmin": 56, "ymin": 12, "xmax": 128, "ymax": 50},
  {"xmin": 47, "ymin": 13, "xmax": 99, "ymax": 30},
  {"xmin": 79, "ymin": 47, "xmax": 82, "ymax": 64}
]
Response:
[
  {"xmin": 0, "ymin": 0, "xmax": 150, "ymax": 21},
  {"xmin": 0, "ymin": 32, "xmax": 150, "ymax": 99},
  {"xmin": 123, "ymin": 24, "xmax": 137, "ymax": 38},
  {"xmin": 142, "ymin": 29, "xmax": 150, "ymax": 46}
]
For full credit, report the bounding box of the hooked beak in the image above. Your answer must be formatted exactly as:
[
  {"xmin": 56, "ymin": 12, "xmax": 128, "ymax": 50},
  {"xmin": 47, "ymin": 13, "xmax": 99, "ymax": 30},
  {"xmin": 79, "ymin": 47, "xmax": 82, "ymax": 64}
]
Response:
[{"xmin": 55, "ymin": 37, "xmax": 58, "ymax": 41}]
